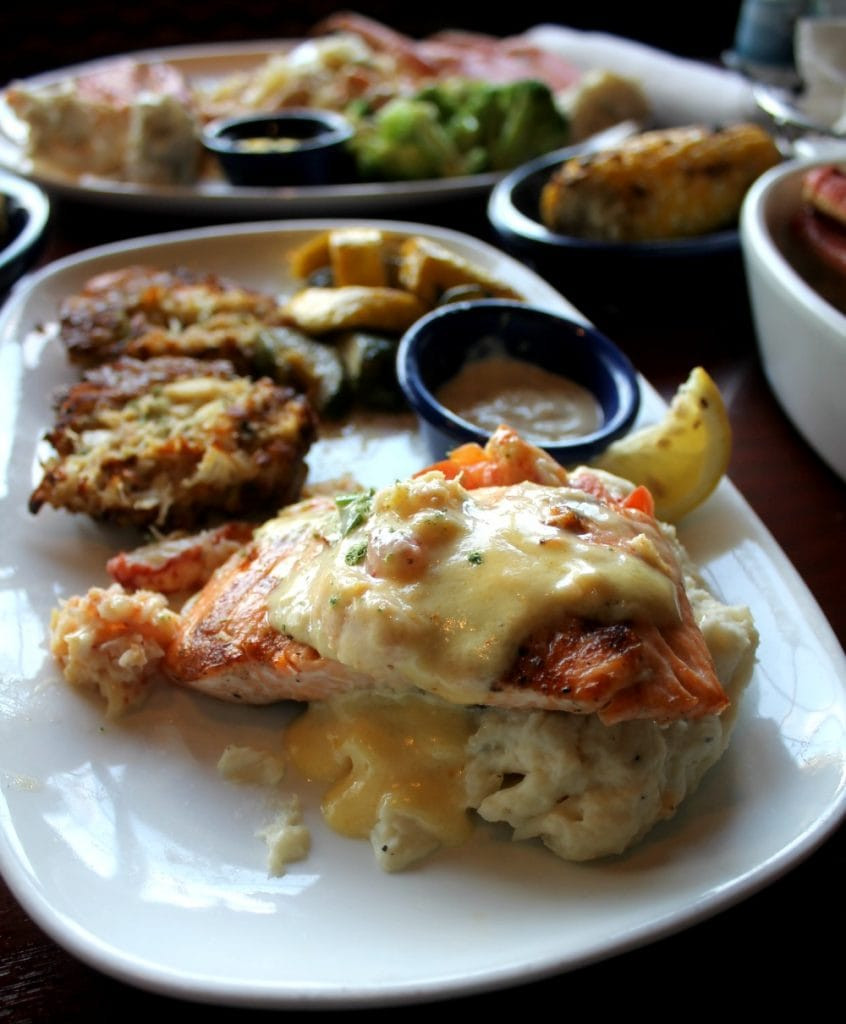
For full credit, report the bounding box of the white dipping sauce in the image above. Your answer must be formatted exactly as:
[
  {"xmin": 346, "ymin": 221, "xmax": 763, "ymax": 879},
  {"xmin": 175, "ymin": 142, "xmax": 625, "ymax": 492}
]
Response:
[{"xmin": 435, "ymin": 354, "xmax": 603, "ymax": 443}]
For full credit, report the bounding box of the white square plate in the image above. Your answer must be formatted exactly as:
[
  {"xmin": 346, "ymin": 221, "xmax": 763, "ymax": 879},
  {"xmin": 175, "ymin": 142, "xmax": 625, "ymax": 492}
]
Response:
[{"xmin": 0, "ymin": 220, "xmax": 843, "ymax": 1009}]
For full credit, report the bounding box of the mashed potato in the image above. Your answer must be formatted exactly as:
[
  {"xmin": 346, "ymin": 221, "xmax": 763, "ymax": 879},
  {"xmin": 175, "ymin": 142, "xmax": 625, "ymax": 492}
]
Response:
[{"xmin": 462, "ymin": 546, "xmax": 756, "ymax": 862}]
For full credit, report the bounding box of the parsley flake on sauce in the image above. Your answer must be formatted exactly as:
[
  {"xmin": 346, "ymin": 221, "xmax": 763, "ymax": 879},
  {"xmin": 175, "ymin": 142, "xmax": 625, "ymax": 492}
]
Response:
[
  {"xmin": 335, "ymin": 489, "xmax": 374, "ymax": 536},
  {"xmin": 345, "ymin": 540, "xmax": 368, "ymax": 566}
]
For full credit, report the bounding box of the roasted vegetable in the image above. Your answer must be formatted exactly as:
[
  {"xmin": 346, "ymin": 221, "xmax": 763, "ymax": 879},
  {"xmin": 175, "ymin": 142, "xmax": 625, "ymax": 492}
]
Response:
[
  {"xmin": 347, "ymin": 96, "xmax": 478, "ymax": 180},
  {"xmin": 336, "ymin": 331, "xmax": 405, "ymax": 410},
  {"xmin": 328, "ymin": 226, "xmax": 391, "ymax": 287},
  {"xmin": 397, "ymin": 235, "xmax": 522, "ymax": 305},
  {"xmin": 477, "ymin": 79, "xmax": 571, "ymax": 171},
  {"xmin": 282, "ymin": 286, "xmax": 428, "ymax": 335},
  {"xmin": 255, "ymin": 327, "xmax": 350, "ymax": 417},
  {"xmin": 279, "ymin": 228, "xmax": 526, "ymax": 414},
  {"xmin": 288, "ymin": 231, "xmax": 335, "ymax": 280},
  {"xmin": 539, "ymin": 122, "xmax": 782, "ymax": 242}
]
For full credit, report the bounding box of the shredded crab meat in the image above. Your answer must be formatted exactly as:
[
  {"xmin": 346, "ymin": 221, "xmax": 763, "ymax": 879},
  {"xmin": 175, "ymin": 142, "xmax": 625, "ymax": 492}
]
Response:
[{"xmin": 50, "ymin": 583, "xmax": 180, "ymax": 717}]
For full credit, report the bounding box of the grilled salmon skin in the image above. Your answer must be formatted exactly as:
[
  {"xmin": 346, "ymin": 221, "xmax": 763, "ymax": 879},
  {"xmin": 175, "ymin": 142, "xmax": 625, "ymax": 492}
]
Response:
[{"xmin": 166, "ymin": 496, "xmax": 377, "ymax": 704}]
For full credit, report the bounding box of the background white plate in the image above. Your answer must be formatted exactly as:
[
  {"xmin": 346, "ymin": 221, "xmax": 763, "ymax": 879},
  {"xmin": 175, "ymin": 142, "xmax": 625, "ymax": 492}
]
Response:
[
  {"xmin": 0, "ymin": 220, "xmax": 844, "ymax": 1009},
  {"xmin": 0, "ymin": 42, "xmax": 507, "ymax": 216},
  {"xmin": 0, "ymin": 32, "xmax": 760, "ymax": 216}
]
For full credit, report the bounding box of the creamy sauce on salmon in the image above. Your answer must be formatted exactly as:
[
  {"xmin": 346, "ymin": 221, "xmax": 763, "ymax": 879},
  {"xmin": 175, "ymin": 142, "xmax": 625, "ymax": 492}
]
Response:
[
  {"xmin": 267, "ymin": 472, "xmax": 680, "ymax": 705},
  {"xmin": 435, "ymin": 355, "xmax": 602, "ymax": 442}
]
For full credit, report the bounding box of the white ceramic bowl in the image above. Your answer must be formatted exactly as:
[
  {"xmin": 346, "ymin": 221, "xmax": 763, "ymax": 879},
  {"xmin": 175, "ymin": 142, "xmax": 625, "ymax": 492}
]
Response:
[{"xmin": 740, "ymin": 157, "xmax": 846, "ymax": 481}]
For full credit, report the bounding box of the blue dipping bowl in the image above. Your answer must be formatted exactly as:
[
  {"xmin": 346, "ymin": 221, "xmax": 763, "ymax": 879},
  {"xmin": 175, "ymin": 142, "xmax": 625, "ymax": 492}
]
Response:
[
  {"xmin": 487, "ymin": 142, "xmax": 746, "ymax": 328},
  {"xmin": 397, "ymin": 300, "xmax": 640, "ymax": 466},
  {"xmin": 202, "ymin": 109, "xmax": 355, "ymax": 187}
]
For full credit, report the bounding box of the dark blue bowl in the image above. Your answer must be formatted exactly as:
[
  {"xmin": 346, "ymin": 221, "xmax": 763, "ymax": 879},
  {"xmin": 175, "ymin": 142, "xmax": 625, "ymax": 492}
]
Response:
[
  {"xmin": 202, "ymin": 109, "xmax": 355, "ymax": 187},
  {"xmin": 0, "ymin": 169, "xmax": 50, "ymax": 295},
  {"xmin": 487, "ymin": 143, "xmax": 746, "ymax": 328},
  {"xmin": 397, "ymin": 300, "xmax": 640, "ymax": 466}
]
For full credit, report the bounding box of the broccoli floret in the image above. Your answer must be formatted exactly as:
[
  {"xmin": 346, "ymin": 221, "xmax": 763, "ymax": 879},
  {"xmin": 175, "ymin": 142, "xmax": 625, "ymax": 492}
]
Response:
[
  {"xmin": 346, "ymin": 79, "xmax": 570, "ymax": 181},
  {"xmin": 414, "ymin": 79, "xmax": 499, "ymax": 155},
  {"xmin": 488, "ymin": 80, "xmax": 571, "ymax": 170},
  {"xmin": 347, "ymin": 97, "xmax": 484, "ymax": 180}
]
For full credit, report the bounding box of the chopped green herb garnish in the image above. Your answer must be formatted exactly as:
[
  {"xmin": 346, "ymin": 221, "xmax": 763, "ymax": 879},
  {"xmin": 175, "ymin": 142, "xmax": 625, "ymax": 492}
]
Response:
[
  {"xmin": 345, "ymin": 540, "xmax": 368, "ymax": 565},
  {"xmin": 467, "ymin": 551, "xmax": 484, "ymax": 565},
  {"xmin": 335, "ymin": 489, "xmax": 375, "ymax": 536}
]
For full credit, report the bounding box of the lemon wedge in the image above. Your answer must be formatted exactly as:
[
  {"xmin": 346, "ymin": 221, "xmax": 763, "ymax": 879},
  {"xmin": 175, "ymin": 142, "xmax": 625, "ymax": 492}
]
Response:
[{"xmin": 592, "ymin": 366, "xmax": 732, "ymax": 523}]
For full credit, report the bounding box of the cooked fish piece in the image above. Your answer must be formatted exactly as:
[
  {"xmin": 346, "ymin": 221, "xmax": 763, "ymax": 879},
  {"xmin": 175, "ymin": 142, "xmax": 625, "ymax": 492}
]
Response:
[
  {"xmin": 165, "ymin": 496, "xmax": 377, "ymax": 704},
  {"xmin": 57, "ymin": 265, "xmax": 285, "ymax": 370},
  {"xmin": 29, "ymin": 356, "xmax": 316, "ymax": 529},
  {"xmin": 539, "ymin": 122, "xmax": 781, "ymax": 241},
  {"xmin": 163, "ymin": 429, "xmax": 728, "ymax": 726}
]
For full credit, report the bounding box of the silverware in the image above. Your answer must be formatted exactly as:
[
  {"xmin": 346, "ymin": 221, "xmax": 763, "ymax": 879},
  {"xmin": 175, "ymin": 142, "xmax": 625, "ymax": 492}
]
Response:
[{"xmin": 752, "ymin": 80, "xmax": 846, "ymax": 156}]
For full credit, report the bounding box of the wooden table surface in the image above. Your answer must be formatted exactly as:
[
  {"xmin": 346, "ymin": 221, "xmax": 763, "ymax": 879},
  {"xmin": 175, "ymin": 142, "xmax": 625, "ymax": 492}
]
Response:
[{"xmin": 2, "ymin": 176, "xmax": 844, "ymax": 1020}]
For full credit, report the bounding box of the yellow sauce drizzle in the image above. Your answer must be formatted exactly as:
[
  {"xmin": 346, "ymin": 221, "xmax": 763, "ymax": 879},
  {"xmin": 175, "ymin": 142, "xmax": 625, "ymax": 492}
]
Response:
[{"xmin": 286, "ymin": 691, "xmax": 477, "ymax": 846}]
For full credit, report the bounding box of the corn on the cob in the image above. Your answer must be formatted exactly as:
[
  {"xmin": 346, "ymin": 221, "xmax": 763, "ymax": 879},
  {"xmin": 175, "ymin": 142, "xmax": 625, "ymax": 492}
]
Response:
[{"xmin": 539, "ymin": 123, "xmax": 781, "ymax": 242}]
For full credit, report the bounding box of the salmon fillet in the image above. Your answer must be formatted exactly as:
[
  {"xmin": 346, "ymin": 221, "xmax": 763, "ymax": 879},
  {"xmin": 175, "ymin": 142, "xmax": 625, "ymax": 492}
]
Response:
[
  {"xmin": 163, "ymin": 460, "xmax": 728, "ymax": 726},
  {"xmin": 167, "ymin": 497, "xmax": 374, "ymax": 703}
]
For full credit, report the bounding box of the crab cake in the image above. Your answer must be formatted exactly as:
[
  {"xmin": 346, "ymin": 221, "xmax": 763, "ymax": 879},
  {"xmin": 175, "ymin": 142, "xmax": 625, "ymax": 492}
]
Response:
[
  {"xmin": 57, "ymin": 265, "xmax": 284, "ymax": 370},
  {"xmin": 29, "ymin": 356, "xmax": 317, "ymax": 529}
]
